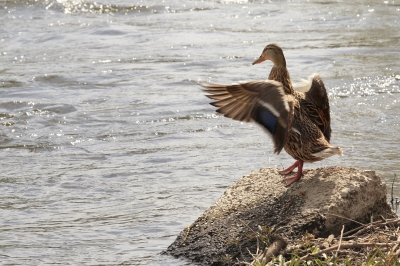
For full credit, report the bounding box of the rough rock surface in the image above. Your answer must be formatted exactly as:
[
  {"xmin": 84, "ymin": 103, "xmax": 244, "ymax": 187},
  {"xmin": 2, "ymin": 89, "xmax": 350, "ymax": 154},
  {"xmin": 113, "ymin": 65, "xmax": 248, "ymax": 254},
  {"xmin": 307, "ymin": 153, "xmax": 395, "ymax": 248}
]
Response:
[{"xmin": 164, "ymin": 166, "xmax": 395, "ymax": 265}]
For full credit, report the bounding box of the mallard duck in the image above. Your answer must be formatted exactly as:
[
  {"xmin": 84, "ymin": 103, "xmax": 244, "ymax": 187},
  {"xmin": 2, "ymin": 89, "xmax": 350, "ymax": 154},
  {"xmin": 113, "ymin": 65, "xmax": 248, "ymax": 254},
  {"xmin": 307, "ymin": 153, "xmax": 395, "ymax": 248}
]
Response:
[{"xmin": 203, "ymin": 43, "xmax": 342, "ymax": 186}]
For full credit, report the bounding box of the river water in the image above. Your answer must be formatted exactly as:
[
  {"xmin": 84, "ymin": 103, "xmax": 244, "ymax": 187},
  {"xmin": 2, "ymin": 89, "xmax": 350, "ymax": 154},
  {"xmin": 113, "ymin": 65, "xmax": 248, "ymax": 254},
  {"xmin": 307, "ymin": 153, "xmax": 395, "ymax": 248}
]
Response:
[{"xmin": 0, "ymin": 0, "xmax": 399, "ymax": 265}]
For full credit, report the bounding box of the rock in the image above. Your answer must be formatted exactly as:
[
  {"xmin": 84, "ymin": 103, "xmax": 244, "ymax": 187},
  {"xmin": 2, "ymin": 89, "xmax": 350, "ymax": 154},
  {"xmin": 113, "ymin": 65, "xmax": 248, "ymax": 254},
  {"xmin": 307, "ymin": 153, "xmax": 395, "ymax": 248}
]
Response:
[{"xmin": 164, "ymin": 166, "xmax": 396, "ymax": 265}]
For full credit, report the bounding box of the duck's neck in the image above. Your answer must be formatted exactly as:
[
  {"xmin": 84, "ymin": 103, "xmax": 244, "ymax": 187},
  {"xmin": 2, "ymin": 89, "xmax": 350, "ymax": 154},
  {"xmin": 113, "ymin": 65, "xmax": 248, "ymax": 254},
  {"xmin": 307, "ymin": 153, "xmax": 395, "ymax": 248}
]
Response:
[{"xmin": 268, "ymin": 66, "xmax": 294, "ymax": 95}]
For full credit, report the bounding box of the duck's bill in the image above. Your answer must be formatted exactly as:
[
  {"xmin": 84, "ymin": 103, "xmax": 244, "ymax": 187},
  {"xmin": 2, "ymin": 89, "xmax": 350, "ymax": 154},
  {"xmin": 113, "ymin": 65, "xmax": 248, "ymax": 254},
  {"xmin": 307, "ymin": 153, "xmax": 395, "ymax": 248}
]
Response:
[{"xmin": 252, "ymin": 56, "xmax": 266, "ymax": 65}]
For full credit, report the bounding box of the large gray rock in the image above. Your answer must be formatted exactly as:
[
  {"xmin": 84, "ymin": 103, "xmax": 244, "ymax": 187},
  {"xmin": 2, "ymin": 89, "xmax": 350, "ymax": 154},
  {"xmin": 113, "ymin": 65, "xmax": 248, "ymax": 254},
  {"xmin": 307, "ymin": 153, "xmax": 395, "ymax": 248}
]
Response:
[{"xmin": 164, "ymin": 166, "xmax": 395, "ymax": 265}]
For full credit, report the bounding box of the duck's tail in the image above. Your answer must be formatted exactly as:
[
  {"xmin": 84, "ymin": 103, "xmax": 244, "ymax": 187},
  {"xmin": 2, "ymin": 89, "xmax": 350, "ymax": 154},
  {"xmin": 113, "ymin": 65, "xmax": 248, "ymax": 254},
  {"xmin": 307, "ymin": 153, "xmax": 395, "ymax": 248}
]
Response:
[{"xmin": 312, "ymin": 146, "xmax": 343, "ymax": 159}]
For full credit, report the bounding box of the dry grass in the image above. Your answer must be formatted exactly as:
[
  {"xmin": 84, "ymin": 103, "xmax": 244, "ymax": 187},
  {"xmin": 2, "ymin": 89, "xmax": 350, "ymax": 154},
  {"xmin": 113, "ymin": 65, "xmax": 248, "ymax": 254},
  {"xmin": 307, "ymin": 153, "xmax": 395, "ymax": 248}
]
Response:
[{"xmin": 237, "ymin": 217, "xmax": 400, "ymax": 266}]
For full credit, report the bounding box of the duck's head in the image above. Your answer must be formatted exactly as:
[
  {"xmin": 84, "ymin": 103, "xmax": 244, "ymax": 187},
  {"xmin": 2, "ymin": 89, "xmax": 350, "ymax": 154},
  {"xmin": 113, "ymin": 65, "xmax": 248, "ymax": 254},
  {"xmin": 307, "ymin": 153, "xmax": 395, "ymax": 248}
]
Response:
[{"xmin": 252, "ymin": 43, "xmax": 286, "ymax": 67}]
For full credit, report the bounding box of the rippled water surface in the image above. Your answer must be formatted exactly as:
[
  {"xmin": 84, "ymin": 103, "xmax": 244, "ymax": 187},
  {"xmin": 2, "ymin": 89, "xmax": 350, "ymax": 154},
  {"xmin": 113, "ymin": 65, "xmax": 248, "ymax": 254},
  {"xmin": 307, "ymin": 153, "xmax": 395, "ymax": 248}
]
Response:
[{"xmin": 1, "ymin": 0, "xmax": 400, "ymax": 265}]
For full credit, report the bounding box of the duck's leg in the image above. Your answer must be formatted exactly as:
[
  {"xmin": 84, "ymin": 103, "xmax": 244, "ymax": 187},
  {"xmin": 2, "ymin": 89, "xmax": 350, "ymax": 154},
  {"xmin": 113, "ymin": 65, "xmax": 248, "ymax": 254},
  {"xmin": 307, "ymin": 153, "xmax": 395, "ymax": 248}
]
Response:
[
  {"xmin": 283, "ymin": 160, "xmax": 304, "ymax": 187},
  {"xmin": 278, "ymin": 160, "xmax": 301, "ymax": 175}
]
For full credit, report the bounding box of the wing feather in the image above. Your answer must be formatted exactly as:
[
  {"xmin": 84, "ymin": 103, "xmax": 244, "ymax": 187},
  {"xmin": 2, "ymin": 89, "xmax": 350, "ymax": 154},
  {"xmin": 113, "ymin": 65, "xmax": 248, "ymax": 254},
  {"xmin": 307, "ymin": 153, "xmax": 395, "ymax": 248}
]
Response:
[
  {"xmin": 203, "ymin": 80, "xmax": 293, "ymax": 153},
  {"xmin": 303, "ymin": 74, "xmax": 331, "ymax": 141}
]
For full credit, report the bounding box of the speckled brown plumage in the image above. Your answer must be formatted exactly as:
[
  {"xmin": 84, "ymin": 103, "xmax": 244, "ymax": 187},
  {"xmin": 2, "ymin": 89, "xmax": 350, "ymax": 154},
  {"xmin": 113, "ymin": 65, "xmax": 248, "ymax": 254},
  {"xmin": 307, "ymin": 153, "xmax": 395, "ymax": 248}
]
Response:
[{"xmin": 203, "ymin": 43, "xmax": 342, "ymax": 186}]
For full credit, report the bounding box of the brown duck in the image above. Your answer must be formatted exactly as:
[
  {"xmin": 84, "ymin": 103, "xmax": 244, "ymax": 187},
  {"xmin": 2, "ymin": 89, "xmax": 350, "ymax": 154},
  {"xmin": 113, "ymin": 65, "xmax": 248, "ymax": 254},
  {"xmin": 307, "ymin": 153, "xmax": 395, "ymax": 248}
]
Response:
[{"xmin": 203, "ymin": 43, "xmax": 342, "ymax": 186}]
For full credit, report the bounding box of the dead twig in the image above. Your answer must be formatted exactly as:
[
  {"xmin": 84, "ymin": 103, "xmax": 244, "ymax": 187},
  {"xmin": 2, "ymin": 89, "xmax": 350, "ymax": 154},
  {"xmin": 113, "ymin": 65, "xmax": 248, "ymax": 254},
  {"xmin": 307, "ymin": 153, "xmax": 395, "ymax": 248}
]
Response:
[
  {"xmin": 342, "ymin": 218, "xmax": 400, "ymax": 237},
  {"xmin": 391, "ymin": 174, "xmax": 396, "ymax": 207},
  {"xmin": 179, "ymin": 224, "xmax": 193, "ymax": 246},
  {"xmin": 395, "ymin": 246, "xmax": 400, "ymax": 257},
  {"xmin": 324, "ymin": 213, "xmax": 365, "ymax": 226},
  {"xmin": 335, "ymin": 225, "xmax": 344, "ymax": 257},
  {"xmin": 293, "ymin": 242, "xmax": 396, "ymax": 263},
  {"xmin": 352, "ymin": 225, "xmax": 374, "ymax": 237}
]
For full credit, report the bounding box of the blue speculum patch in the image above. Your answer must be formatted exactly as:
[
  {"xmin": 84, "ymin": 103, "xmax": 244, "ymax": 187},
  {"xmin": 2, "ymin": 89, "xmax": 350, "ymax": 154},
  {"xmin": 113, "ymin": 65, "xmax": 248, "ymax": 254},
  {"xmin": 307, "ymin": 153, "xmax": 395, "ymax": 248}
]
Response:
[{"xmin": 258, "ymin": 109, "xmax": 277, "ymax": 134}]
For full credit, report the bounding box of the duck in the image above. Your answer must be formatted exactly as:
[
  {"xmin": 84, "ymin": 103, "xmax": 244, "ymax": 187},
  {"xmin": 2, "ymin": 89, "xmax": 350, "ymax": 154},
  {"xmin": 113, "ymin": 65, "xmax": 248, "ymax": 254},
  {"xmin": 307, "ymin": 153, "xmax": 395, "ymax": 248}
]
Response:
[{"xmin": 203, "ymin": 43, "xmax": 342, "ymax": 186}]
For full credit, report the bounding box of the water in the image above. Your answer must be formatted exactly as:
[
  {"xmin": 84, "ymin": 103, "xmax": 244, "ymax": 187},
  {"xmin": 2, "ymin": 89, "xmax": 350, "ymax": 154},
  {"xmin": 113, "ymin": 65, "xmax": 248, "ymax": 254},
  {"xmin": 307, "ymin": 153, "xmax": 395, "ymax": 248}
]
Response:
[{"xmin": 0, "ymin": 0, "xmax": 399, "ymax": 265}]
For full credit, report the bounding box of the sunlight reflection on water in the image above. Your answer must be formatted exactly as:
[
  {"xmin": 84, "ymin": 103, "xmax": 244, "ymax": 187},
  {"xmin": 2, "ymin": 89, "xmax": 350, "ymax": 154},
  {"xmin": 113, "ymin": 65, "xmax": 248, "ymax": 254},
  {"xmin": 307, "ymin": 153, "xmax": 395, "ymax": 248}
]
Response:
[{"xmin": 0, "ymin": 0, "xmax": 400, "ymax": 265}]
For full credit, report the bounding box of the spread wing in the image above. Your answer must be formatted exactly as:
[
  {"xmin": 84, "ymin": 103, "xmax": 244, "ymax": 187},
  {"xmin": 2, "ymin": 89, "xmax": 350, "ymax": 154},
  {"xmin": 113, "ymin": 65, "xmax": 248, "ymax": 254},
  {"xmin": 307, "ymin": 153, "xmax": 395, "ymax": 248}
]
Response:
[
  {"xmin": 203, "ymin": 80, "xmax": 294, "ymax": 154},
  {"xmin": 295, "ymin": 74, "xmax": 331, "ymax": 142}
]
